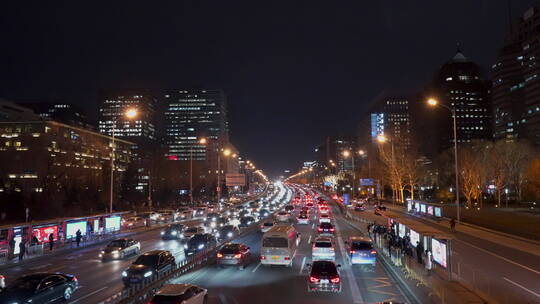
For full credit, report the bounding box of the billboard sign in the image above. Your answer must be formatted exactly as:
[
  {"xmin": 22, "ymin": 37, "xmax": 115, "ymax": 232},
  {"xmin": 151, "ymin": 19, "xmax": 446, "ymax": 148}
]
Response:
[
  {"xmin": 360, "ymin": 178, "xmax": 374, "ymax": 186},
  {"xmin": 32, "ymin": 225, "xmax": 58, "ymax": 243},
  {"xmin": 410, "ymin": 229, "xmax": 420, "ymax": 246},
  {"xmin": 432, "ymin": 238, "xmax": 448, "ymax": 268},
  {"xmin": 434, "ymin": 207, "xmax": 442, "ymax": 217},
  {"xmin": 105, "ymin": 216, "xmax": 121, "ymax": 232},
  {"xmin": 342, "ymin": 193, "xmax": 350, "ymax": 205},
  {"xmin": 323, "ymin": 181, "xmax": 332, "ymax": 187},
  {"xmin": 226, "ymin": 174, "xmax": 246, "ymax": 187},
  {"xmin": 427, "ymin": 206, "xmax": 434, "ymax": 216},
  {"xmin": 66, "ymin": 221, "xmax": 87, "ymax": 239}
]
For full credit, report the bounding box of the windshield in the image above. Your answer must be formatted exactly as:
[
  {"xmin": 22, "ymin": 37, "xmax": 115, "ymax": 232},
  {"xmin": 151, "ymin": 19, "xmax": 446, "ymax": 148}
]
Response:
[
  {"xmin": 262, "ymin": 237, "xmax": 288, "ymax": 248},
  {"xmin": 188, "ymin": 235, "xmax": 206, "ymax": 245},
  {"xmin": 352, "ymin": 242, "xmax": 373, "ymax": 250},
  {"xmin": 133, "ymin": 254, "xmax": 158, "ymax": 266},
  {"xmin": 320, "ymin": 223, "xmax": 333, "ymax": 228},
  {"xmin": 263, "ymin": 222, "xmax": 274, "ymax": 227},
  {"xmin": 312, "ymin": 261, "xmax": 337, "ymax": 275},
  {"xmin": 107, "ymin": 240, "xmax": 126, "ymax": 247},
  {"xmin": 315, "ymin": 241, "xmax": 332, "ymax": 248},
  {"xmin": 220, "ymin": 245, "xmax": 241, "ymax": 254}
]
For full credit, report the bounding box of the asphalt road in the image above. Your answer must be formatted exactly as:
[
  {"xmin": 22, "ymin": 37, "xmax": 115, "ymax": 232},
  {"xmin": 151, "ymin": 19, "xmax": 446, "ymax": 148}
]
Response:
[{"xmin": 169, "ymin": 203, "xmax": 407, "ymax": 304}]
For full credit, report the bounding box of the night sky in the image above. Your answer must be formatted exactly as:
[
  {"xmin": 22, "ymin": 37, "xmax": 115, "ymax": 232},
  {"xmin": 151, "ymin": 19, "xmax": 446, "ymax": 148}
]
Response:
[{"xmin": 2, "ymin": 1, "xmax": 538, "ymax": 177}]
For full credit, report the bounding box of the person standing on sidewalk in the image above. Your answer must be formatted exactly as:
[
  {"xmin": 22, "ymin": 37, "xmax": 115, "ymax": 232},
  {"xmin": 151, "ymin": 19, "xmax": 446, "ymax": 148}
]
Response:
[
  {"xmin": 75, "ymin": 229, "xmax": 82, "ymax": 247},
  {"xmin": 416, "ymin": 241, "xmax": 424, "ymax": 264},
  {"xmin": 18, "ymin": 239, "xmax": 26, "ymax": 261},
  {"xmin": 8, "ymin": 238, "xmax": 15, "ymax": 260},
  {"xmin": 450, "ymin": 218, "xmax": 456, "ymax": 232},
  {"xmin": 48, "ymin": 233, "xmax": 54, "ymax": 251}
]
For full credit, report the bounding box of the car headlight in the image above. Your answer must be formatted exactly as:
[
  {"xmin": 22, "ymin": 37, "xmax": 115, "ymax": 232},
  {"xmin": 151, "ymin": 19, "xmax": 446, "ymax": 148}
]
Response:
[
  {"xmin": 184, "ymin": 244, "xmax": 188, "ymax": 249},
  {"xmin": 101, "ymin": 250, "xmax": 105, "ymax": 254},
  {"xmin": 171, "ymin": 231, "xmax": 177, "ymax": 236},
  {"xmin": 215, "ymin": 232, "xmax": 220, "ymax": 237},
  {"xmin": 227, "ymin": 232, "xmax": 233, "ymax": 237},
  {"xmin": 161, "ymin": 231, "xmax": 165, "ymax": 235},
  {"xmin": 122, "ymin": 271, "xmax": 128, "ymax": 277},
  {"xmin": 144, "ymin": 271, "xmax": 153, "ymax": 278},
  {"xmin": 198, "ymin": 244, "xmax": 204, "ymax": 249}
]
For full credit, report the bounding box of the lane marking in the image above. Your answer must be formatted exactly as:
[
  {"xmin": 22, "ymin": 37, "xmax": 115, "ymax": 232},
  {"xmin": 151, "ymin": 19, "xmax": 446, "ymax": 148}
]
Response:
[
  {"xmin": 455, "ymin": 239, "xmax": 540, "ymax": 275},
  {"xmin": 334, "ymin": 219, "xmax": 365, "ymax": 304},
  {"xmin": 299, "ymin": 256, "xmax": 307, "ymax": 274},
  {"xmin": 308, "ymin": 235, "xmax": 312, "ymax": 244},
  {"xmin": 30, "ymin": 263, "xmax": 51, "ymax": 270},
  {"xmin": 311, "ymin": 223, "xmax": 315, "ymax": 229},
  {"xmin": 70, "ymin": 286, "xmax": 108, "ymax": 303},
  {"xmin": 503, "ymin": 277, "xmax": 540, "ymax": 298},
  {"xmin": 252, "ymin": 262, "xmax": 262, "ymax": 273}
]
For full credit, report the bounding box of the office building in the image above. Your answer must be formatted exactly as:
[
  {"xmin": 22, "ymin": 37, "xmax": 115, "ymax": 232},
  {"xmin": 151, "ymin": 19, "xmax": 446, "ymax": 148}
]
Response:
[
  {"xmin": 492, "ymin": 5, "xmax": 540, "ymax": 144},
  {"xmin": 20, "ymin": 102, "xmax": 93, "ymax": 130},
  {"xmin": 315, "ymin": 136, "xmax": 358, "ymax": 173},
  {"xmin": 367, "ymin": 91, "xmax": 413, "ymax": 148}
]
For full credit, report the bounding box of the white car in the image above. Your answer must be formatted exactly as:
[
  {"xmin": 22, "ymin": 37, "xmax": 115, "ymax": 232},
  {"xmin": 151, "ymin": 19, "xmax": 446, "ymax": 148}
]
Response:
[
  {"xmin": 319, "ymin": 214, "xmax": 331, "ymax": 224},
  {"xmin": 150, "ymin": 284, "xmax": 207, "ymax": 304},
  {"xmin": 297, "ymin": 214, "xmax": 309, "ymax": 224},
  {"xmin": 312, "ymin": 236, "xmax": 335, "ymax": 261},
  {"xmin": 260, "ymin": 222, "xmax": 275, "ymax": 233},
  {"xmin": 275, "ymin": 211, "xmax": 290, "ymax": 222},
  {"xmin": 184, "ymin": 226, "xmax": 206, "ymax": 238}
]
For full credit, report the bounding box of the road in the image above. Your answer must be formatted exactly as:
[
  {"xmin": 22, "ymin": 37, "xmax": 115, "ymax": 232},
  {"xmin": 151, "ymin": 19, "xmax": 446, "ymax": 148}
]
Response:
[{"xmin": 169, "ymin": 202, "xmax": 407, "ymax": 304}]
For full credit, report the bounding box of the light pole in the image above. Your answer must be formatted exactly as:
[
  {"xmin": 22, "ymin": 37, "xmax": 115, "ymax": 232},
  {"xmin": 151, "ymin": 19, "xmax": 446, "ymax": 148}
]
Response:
[
  {"xmin": 342, "ymin": 150, "xmax": 356, "ymax": 198},
  {"xmin": 377, "ymin": 134, "xmax": 396, "ymax": 205},
  {"xmin": 217, "ymin": 148, "xmax": 231, "ymax": 204},
  {"xmin": 109, "ymin": 108, "xmax": 138, "ymax": 214},
  {"xmin": 190, "ymin": 138, "xmax": 207, "ymax": 206},
  {"xmin": 427, "ymin": 97, "xmax": 461, "ymax": 223}
]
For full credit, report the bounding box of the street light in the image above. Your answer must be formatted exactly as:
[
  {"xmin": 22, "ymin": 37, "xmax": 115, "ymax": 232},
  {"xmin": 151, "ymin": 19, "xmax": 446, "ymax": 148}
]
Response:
[
  {"xmin": 110, "ymin": 107, "xmax": 138, "ymax": 214},
  {"xmin": 377, "ymin": 134, "xmax": 397, "ymax": 204},
  {"xmin": 342, "ymin": 150, "xmax": 356, "ymax": 198},
  {"xmin": 427, "ymin": 97, "xmax": 461, "ymax": 223},
  {"xmin": 217, "ymin": 148, "xmax": 233, "ymax": 204},
  {"xmin": 190, "ymin": 137, "xmax": 207, "ymax": 206}
]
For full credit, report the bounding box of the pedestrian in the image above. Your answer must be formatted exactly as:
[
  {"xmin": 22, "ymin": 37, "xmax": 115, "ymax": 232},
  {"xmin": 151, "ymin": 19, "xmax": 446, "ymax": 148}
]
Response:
[
  {"xmin": 75, "ymin": 229, "xmax": 82, "ymax": 247},
  {"xmin": 425, "ymin": 250, "xmax": 433, "ymax": 275},
  {"xmin": 416, "ymin": 241, "xmax": 424, "ymax": 264},
  {"xmin": 450, "ymin": 218, "xmax": 456, "ymax": 232},
  {"xmin": 49, "ymin": 233, "xmax": 54, "ymax": 251},
  {"xmin": 31, "ymin": 235, "xmax": 39, "ymax": 245},
  {"xmin": 18, "ymin": 239, "xmax": 26, "ymax": 261},
  {"xmin": 8, "ymin": 237, "xmax": 15, "ymax": 260}
]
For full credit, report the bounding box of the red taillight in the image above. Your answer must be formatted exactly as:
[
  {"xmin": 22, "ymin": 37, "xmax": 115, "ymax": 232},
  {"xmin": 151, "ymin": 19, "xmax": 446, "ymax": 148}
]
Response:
[
  {"xmin": 370, "ymin": 250, "xmax": 377, "ymax": 254},
  {"xmin": 72, "ymin": 276, "xmax": 78, "ymax": 283},
  {"xmin": 350, "ymin": 250, "xmax": 356, "ymax": 254},
  {"xmin": 284, "ymin": 256, "xmax": 290, "ymax": 260},
  {"xmin": 309, "ymin": 276, "xmax": 320, "ymax": 283},
  {"xmin": 234, "ymin": 254, "xmax": 242, "ymax": 259},
  {"xmin": 330, "ymin": 276, "xmax": 340, "ymax": 283},
  {"xmin": 261, "ymin": 255, "xmax": 266, "ymax": 260},
  {"xmin": 318, "ymin": 228, "xmax": 323, "ymax": 232},
  {"xmin": 329, "ymin": 228, "xmax": 335, "ymax": 232},
  {"xmin": 217, "ymin": 253, "xmax": 223, "ymax": 258}
]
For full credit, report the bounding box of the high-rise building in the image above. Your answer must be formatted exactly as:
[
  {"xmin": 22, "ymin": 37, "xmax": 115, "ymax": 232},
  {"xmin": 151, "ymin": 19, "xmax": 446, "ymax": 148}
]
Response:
[
  {"xmin": 431, "ymin": 50, "xmax": 492, "ymax": 148},
  {"xmin": 20, "ymin": 102, "xmax": 93, "ymax": 130},
  {"xmin": 98, "ymin": 89, "xmax": 158, "ymax": 193},
  {"xmin": 492, "ymin": 5, "xmax": 540, "ymax": 144},
  {"xmin": 367, "ymin": 91, "xmax": 413, "ymax": 148},
  {"xmin": 163, "ymin": 89, "xmax": 229, "ymax": 161},
  {"xmin": 315, "ymin": 136, "xmax": 357, "ymax": 173}
]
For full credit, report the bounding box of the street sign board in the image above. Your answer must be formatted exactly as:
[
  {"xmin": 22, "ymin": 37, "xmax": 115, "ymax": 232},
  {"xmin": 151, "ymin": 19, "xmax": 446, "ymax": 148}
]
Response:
[
  {"xmin": 226, "ymin": 174, "xmax": 246, "ymax": 186},
  {"xmin": 360, "ymin": 178, "xmax": 374, "ymax": 186},
  {"xmin": 343, "ymin": 193, "xmax": 350, "ymax": 205}
]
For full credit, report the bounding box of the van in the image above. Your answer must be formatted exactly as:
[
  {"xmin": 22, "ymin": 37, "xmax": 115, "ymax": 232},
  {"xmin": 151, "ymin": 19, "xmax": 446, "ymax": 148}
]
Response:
[{"xmin": 260, "ymin": 225, "xmax": 300, "ymax": 267}]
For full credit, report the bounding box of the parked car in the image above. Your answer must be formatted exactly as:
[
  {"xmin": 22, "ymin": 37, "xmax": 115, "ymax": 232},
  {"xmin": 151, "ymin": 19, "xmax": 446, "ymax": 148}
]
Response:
[
  {"xmin": 0, "ymin": 273, "xmax": 79, "ymax": 302},
  {"xmin": 122, "ymin": 250, "xmax": 175, "ymax": 287},
  {"xmin": 99, "ymin": 238, "xmax": 141, "ymax": 261},
  {"xmin": 149, "ymin": 284, "xmax": 207, "ymax": 304}
]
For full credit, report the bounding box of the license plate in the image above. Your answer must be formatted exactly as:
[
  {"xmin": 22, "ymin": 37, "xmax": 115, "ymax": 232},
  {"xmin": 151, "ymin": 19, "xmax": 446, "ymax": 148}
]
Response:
[
  {"xmin": 321, "ymin": 279, "xmax": 329, "ymax": 284},
  {"xmin": 130, "ymin": 278, "xmax": 139, "ymax": 283},
  {"xmin": 272, "ymin": 256, "xmax": 279, "ymax": 260}
]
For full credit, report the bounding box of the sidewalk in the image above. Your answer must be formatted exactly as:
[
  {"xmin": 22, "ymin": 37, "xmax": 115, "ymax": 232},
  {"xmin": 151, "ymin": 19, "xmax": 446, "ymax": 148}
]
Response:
[
  {"xmin": 342, "ymin": 208, "xmax": 486, "ymax": 304},
  {"xmin": 385, "ymin": 204, "xmax": 540, "ymax": 257}
]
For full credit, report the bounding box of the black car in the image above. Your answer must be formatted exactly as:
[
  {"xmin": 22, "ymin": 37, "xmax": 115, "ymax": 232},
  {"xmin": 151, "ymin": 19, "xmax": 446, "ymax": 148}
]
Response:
[
  {"xmin": 0, "ymin": 273, "xmax": 78, "ymax": 303},
  {"xmin": 317, "ymin": 222, "xmax": 335, "ymax": 235},
  {"xmin": 238, "ymin": 210, "xmax": 249, "ymax": 218},
  {"xmin": 122, "ymin": 250, "xmax": 175, "ymax": 287},
  {"xmin": 161, "ymin": 224, "xmax": 186, "ymax": 240},
  {"xmin": 239, "ymin": 216, "xmax": 255, "ymax": 228},
  {"xmin": 258, "ymin": 208, "xmax": 270, "ymax": 219},
  {"xmin": 307, "ymin": 260, "xmax": 342, "ymax": 292},
  {"xmin": 184, "ymin": 234, "xmax": 217, "ymax": 256},
  {"xmin": 216, "ymin": 225, "xmax": 240, "ymax": 241},
  {"xmin": 216, "ymin": 243, "xmax": 252, "ymax": 269},
  {"xmin": 284, "ymin": 205, "xmax": 294, "ymax": 213}
]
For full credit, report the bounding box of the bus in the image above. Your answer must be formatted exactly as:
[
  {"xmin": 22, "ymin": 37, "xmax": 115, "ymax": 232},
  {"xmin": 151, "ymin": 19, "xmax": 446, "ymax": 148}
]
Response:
[{"xmin": 260, "ymin": 225, "xmax": 300, "ymax": 267}]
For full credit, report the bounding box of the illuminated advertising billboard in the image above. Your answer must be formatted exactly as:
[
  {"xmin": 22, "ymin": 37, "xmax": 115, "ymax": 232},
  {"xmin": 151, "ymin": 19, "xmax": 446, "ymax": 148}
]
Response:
[
  {"xmin": 432, "ymin": 238, "xmax": 447, "ymax": 268},
  {"xmin": 427, "ymin": 206, "xmax": 434, "ymax": 216},
  {"xmin": 32, "ymin": 225, "xmax": 58, "ymax": 243},
  {"xmin": 66, "ymin": 221, "xmax": 87, "ymax": 239},
  {"xmin": 105, "ymin": 216, "xmax": 121, "ymax": 232},
  {"xmin": 434, "ymin": 207, "xmax": 442, "ymax": 217},
  {"xmin": 410, "ymin": 229, "xmax": 420, "ymax": 247},
  {"xmin": 415, "ymin": 203, "xmax": 420, "ymax": 212},
  {"xmin": 398, "ymin": 223, "xmax": 406, "ymax": 238},
  {"xmin": 407, "ymin": 201, "xmax": 412, "ymax": 212},
  {"xmin": 420, "ymin": 204, "xmax": 426, "ymax": 213}
]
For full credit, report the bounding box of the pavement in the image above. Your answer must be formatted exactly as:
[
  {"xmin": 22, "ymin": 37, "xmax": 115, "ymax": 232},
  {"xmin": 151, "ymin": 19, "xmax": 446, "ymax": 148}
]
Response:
[{"xmin": 366, "ymin": 204, "xmax": 540, "ymax": 304}]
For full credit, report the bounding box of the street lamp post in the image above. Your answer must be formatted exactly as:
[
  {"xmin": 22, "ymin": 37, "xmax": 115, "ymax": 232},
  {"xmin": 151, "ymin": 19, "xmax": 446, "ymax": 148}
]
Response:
[
  {"xmin": 190, "ymin": 138, "xmax": 207, "ymax": 206},
  {"xmin": 377, "ymin": 135, "xmax": 396, "ymax": 205},
  {"xmin": 217, "ymin": 148, "xmax": 231, "ymax": 204},
  {"xmin": 109, "ymin": 108, "xmax": 137, "ymax": 214},
  {"xmin": 342, "ymin": 150, "xmax": 356, "ymax": 198},
  {"xmin": 427, "ymin": 98, "xmax": 461, "ymax": 223}
]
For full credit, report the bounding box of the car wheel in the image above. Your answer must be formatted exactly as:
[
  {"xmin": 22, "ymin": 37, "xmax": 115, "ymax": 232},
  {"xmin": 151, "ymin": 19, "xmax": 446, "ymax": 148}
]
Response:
[{"xmin": 63, "ymin": 286, "xmax": 73, "ymax": 300}]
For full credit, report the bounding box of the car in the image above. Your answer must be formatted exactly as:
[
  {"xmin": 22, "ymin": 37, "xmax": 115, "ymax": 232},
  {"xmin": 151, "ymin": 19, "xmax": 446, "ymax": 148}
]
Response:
[
  {"xmin": 205, "ymin": 212, "xmax": 220, "ymax": 222},
  {"xmin": 347, "ymin": 236, "xmax": 377, "ymax": 268},
  {"xmin": 184, "ymin": 233, "xmax": 217, "ymax": 256},
  {"xmin": 238, "ymin": 210, "xmax": 250, "ymax": 218},
  {"xmin": 275, "ymin": 211, "xmax": 290, "ymax": 222},
  {"xmin": 319, "ymin": 206, "xmax": 330, "ymax": 215},
  {"xmin": 122, "ymin": 216, "xmax": 147, "ymax": 229},
  {"xmin": 184, "ymin": 226, "xmax": 206, "ymax": 238},
  {"xmin": 306, "ymin": 202, "xmax": 314, "ymax": 208},
  {"xmin": 300, "ymin": 206, "xmax": 310, "ymax": 214},
  {"xmin": 239, "ymin": 216, "xmax": 255, "ymax": 228},
  {"xmin": 0, "ymin": 273, "xmax": 79, "ymax": 302},
  {"xmin": 258, "ymin": 208, "xmax": 270, "ymax": 219},
  {"xmin": 149, "ymin": 284, "xmax": 208, "ymax": 304},
  {"xmin": 307, "ymin": 260, "xmax": 341, "ymax": 293},
  {"xmin": 260, "ymin": 222, "xmax": 274, "ymax": 233},
  {"xmin": 161, "ymin": 224, "xmax": 186, "ymax": 240},
  {"xmin": 297, "ymin": 214, "xmax": 309, "ymax": 224},
  {"xmin": 216, "ymin": 243, "xmax": 252, "ymax": 269},
  {"xmin": 157, "ymin": 211, "xmax": 176, "ymax": 223},
  {"xmin": 317, "ymin": 222, "xmax": 335, "ymax": 235},
  {"xmin": 284, "ymin": 205, "xmax": 294, "ymax": 213},
  {"xmin": 318, "ymin": 214, "xmax": 331, "ymax": 224},
  {"xmin": 99, "ymin": 238, "xmax": 141, "ymax": 260},
  {"xmin": 216, "ymin": 225, "xmax": 239, "ymax": 241},
  {"xmin": 354, "ymin": 203, "xmax": 366, "ymax": 211},
  {"xmin": 207, "ymin": 217, "xmax": 228, "ymax": 230},
  {"xmin": 311, "ymin": 236, "xmax": 335, "ymax": 261},
  {"xmin": 122, "ymin": 250, "xmax": 175, "ymax": 287}
]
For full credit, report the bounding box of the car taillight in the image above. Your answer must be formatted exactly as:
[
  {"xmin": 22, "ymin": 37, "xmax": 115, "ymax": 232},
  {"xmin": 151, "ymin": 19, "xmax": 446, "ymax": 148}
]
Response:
[
  {"xmin": 329, "ymin": 228, "xmax": 335, "ymax": 232},
  {"xmin": 370, "ymin": 250, "xmax": 377, "ymax": 254},
  {"xmin": 350, "ymin": 250, "xmax": 356, "ymax": 254},
  {"xmin": 284, "ymin": 256, "xmax": 290, "ymax": 260},
  {"xmin": 217, "ymin": 253, "xmax": 223, "ymax": 258},
  {"xmin": 261, "ymin": 255, "xmax": 266, "ymax": 260},
  {"xmin": 318, "ymin": 228, "xmax": 323, "ymax": 232},
  {"xmin": 234, "ymin": 254, "xmax": 242, "ymax": 259},
  {"xmin": 309, "ymin": 276, "xmax": 320, "ymax": 283},
  {"xmin": 330, "ymin": 276, "xmax": 340, "ymax": 283}
]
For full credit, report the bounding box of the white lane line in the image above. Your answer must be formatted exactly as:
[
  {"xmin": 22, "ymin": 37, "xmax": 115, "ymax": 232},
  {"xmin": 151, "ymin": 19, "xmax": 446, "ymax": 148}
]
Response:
[
  {"xmin": 311, "ymin": 223, "xmax": 315, "ymax": 229},
  {"xmin": 70, "ymin": 286, "xmax": 108, "ymax": 303},
  {"xmin": 503, "ymin": 277, "xmax": 540, "ymax": 298},
  {"xmin": 299, "ymin": 256, "xmax": 307, "ymax": 274},
  {"xmin": 30, "ymin": 263, "xmax": 51, "ymax": 270},
  {"xmin": 334, "ymin": 220, "xmax": 365, "ymax": 304},
  {"xmin": 308, "ymin": 235, "xmax": 312, "ymax": 244},
  {"xmin": 252, "ymin": 262, "xmax": 262, "ymax": 273},
  {"xmin": 456, "ymin": 239, "xmax": 540, "ymax": 275}
]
